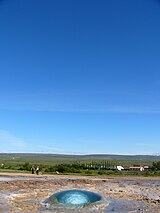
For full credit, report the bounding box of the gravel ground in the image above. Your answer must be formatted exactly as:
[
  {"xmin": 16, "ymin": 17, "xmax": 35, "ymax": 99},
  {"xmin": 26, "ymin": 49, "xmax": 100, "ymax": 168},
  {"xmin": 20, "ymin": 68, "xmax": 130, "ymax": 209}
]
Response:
[{"xmin": 0, "ymin": 173, "xmax": 159, "ymax": 212}]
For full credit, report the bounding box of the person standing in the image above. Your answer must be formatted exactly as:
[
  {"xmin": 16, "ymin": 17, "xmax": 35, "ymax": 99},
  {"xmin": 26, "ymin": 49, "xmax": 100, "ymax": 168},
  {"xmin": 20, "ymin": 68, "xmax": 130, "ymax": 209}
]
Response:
[
  {"xmin": 36, "ymin": 166, "xmax": 39, "ymax": 175},
  {"xmin": 31, "ymin": 166, "xmax": 35, "ymax": 174}
]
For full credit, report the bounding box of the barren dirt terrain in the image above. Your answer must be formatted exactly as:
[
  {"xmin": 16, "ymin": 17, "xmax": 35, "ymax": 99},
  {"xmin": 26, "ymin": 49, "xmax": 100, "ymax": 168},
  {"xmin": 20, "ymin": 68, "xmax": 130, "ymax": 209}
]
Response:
[{"xmin": 0, "ymin": 173, "xmax": 159, "ymax": 212}]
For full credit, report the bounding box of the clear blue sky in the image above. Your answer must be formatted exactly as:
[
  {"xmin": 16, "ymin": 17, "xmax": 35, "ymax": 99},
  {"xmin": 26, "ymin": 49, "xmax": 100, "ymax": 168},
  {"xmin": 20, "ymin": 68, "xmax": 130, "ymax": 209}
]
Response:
[{"xmin": 0, "ymin": 0, "xmax": 160, "ymax": 155}]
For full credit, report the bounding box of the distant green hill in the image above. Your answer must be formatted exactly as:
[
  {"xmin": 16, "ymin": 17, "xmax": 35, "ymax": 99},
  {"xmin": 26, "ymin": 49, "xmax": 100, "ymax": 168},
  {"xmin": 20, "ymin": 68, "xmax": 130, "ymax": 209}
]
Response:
[{"xmin": 0, "ymin": 153, "xmax": 160, "ymax": 163}]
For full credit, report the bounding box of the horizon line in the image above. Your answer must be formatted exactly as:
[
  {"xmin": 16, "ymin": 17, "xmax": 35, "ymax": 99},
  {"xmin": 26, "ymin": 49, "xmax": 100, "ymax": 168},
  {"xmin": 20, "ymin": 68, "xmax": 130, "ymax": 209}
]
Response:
[{"xmin": 0, "ymin": 152, "xmax": 159, "ymax": 156}]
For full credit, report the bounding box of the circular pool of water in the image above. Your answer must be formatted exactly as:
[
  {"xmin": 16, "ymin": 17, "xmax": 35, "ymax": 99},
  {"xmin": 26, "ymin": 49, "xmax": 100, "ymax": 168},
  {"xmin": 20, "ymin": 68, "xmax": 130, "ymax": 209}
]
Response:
[
  {"xmin": 45, "ymin": 189, "xmax": 102, "ymax": 206},
  {"xmin": 41, "ymin": 189, "xmax": 106, "ymax": 211}
]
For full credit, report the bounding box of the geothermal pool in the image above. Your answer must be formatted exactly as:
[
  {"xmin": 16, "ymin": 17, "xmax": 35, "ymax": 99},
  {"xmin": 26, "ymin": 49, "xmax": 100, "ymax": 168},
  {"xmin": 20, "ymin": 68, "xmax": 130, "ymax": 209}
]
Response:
[
  {"xmin": 41, "ymin": 189, "xmax": 106, "ymax": 211},
  {"xmin": 0, "ymin": 174, "xmax": 159, "ymax": 212},
  {"xmin": 40, "ymin": 189, "xmax": 147, "ymax": 212},
  {"xmin": 45, "ymin": 189, "xmax": 102, "ymax": 205}
]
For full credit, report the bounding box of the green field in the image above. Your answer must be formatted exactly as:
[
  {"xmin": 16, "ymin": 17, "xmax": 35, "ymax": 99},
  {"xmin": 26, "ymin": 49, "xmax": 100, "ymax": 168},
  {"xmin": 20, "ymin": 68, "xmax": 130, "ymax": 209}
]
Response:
[{"xmin": 0, "ymin": 153, "xmax": 160, "ymax": 176}]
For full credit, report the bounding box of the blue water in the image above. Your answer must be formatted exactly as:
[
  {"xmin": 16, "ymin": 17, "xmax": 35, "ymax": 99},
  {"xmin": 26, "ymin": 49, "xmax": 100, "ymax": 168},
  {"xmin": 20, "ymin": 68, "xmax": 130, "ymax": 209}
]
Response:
[
  {"xmin": 41, "ymin": 189, "xmax": 107, "ymax": 211},
  {"xmin": 55, "ymin": 190, "xmax": 101, "ymax": 205},
  {"xmin": 44, "ymin": 189, "xmax": 102, "ymax": 206},
  {"xmin": 40, "ymin": 187, "xmax": 151, "ymax": 212},
  {"xmin": 40, "ymin": 194, "xmax": 147, "ymax": 212}
]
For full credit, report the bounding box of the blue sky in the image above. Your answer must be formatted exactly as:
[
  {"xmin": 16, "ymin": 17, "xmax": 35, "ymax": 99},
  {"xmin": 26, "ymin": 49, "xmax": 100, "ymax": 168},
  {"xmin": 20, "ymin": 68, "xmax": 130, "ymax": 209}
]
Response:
[{"xmin": 0, "ymin": 0, "xmax": 160, "ymax": 154}]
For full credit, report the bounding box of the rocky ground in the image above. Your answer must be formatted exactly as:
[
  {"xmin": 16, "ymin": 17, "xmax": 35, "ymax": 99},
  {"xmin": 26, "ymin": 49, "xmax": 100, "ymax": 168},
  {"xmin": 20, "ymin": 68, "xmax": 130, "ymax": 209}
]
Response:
[{"xmin": 0, "ymin": 173, "xmax": 159, "ymax": 212}]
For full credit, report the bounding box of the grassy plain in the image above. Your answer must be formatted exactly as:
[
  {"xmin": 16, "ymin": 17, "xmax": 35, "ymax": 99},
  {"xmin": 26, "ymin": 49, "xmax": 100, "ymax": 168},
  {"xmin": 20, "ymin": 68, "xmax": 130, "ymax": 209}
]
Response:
[{"xmin": 0, "ymin": 153, "xmax": 160, "ymax": 176}]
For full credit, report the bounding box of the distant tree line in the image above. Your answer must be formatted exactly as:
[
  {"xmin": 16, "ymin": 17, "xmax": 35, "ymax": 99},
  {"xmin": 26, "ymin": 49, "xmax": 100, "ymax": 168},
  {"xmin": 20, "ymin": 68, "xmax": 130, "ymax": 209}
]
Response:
[
  {"xmin": 44, "ymin": 161, "xmax": 118, "ymax": 173},
  {"xmin": 1, "ymin": 161, "xmax": 160, "ymax": 175},
  {"xmin": 152, "ymin": 161, "xmax": 160, "ymax": 170}
]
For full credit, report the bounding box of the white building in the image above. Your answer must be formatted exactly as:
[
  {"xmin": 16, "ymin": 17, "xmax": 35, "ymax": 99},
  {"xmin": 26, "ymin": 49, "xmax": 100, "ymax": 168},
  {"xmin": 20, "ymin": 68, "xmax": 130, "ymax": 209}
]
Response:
[{"xmin": 117, "ymin": 166, "xmax": 124, "ymax": 171}]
